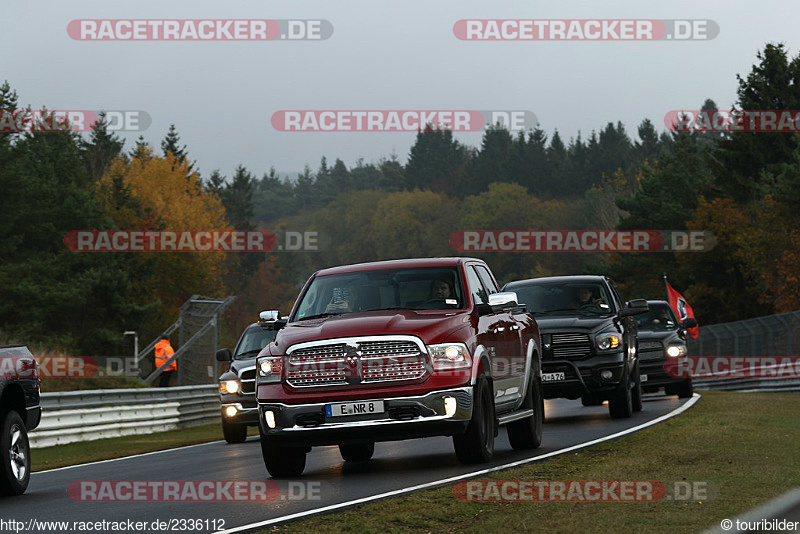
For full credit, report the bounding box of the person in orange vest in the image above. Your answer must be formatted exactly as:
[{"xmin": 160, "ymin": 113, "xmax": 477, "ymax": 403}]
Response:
[{"xmin": 154, "ymin": 335, "xmax": 177, "ymax": 387}]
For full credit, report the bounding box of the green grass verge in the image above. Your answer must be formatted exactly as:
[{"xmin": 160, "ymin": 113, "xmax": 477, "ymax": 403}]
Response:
[
  {"xmin": 32, "ymin": 423, "xmax": 259, "ymax": 472},
  {"xmin": 262, "ymin": 391, "xmax": 800, "ymax": 534}
]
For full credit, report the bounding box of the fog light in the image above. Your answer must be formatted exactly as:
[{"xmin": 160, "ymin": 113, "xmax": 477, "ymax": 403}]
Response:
[
  {"xmin": 600, "ymin": 370, "xmax": 613, "ymax": 380},
  {"xmin": 265, "ymin": 410, "xmax": 276, "ymax": 429},
  {"xmin": 224, "ymin": 405, "xmax": 238, "ymax": 418},
  {"xmin": 444, "ymin": 396, "xmax": 457, "ymax": 417}
]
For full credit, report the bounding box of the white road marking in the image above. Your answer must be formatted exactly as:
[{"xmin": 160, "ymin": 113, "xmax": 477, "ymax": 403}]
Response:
[{"xmin": 219, "ymin": 395, "xmax": 701, "ymax": 533}]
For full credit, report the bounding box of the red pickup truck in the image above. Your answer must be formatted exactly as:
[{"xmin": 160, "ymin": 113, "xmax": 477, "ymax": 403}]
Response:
[{"xmin": 255, "ymin": 257, "xmax": 543, "ymax": 477}]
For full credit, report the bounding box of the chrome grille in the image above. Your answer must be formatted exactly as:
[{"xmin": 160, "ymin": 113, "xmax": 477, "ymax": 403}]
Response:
[
  {"xmin": 639, "ymin": 341, "xmax": 664, "ymax": 352},
  {"xmin": 551, "ymin": 333, "xmax": 592, "ymax": 360},
  {"xmin": 239, "ymin": 368, "xmax": 256, "ymax": 394},
  {"xmin": 285, "ymin": 338, "xmax": 428, "ymax": 388}
]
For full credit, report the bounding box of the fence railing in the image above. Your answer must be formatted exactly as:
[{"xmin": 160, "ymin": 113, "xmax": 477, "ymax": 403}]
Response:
[
  {"xmin": 688, "ymin": 310, "xmax": 800, "ymax": 393},
  {"xmin": 30, "ymin": 385, "xmax": 220, "ymax": 448}
]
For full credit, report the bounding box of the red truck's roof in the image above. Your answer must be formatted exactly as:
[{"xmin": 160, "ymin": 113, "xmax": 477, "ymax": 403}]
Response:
[{"xmin": 314, "ymin": 257, "xmax": 480, "ymax": 277}]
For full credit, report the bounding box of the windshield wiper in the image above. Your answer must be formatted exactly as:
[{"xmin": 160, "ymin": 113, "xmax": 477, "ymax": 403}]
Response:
[{"xmin": 298, "ymin": 312, "xmax": 344, "ymax": 321}]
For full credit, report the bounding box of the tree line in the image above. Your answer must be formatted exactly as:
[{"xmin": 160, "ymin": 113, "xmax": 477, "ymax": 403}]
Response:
[{"xmin": 1, "ymin": 43, "xmax": 799, "ymax": 355}]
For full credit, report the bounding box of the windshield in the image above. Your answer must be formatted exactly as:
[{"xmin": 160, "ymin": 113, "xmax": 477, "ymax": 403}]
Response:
[
  {"xmin": 635, "ymin": 304, "xmax": 679, "ymax": 331},
  {"xmin": 233, "ymin": 326, "xmax": 277, "ymax": 359},
  {"xmin": 293, "ymin": 266, "xmax": 464, "ymax": 320},
  {"xmin": 511, "ymin": 282, "xmax": 614, "ymax": 316}
]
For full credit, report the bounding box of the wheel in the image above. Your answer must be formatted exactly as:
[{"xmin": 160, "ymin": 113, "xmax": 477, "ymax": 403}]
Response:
[
  {"xmin": 453, "ymin": 376, "xmax": 495, "ymax": 464},
  {"xmin": 0, "ymin": 411, "xmax": 30, "ymax": 496},
  {"xmin": 339, "ymin": 442, "xmax": 375, "ymax": 462},
  {"xmin": 608, "ymin": 367, "xmax": 633, "ymax": 419},
  {"xmin": 581, "ymin": 394, "xmax": 603, "ymax": 406},
  {"xmin": 222, "ymin": 419, "xmax": 248, "ymax": 444},
  {"xmin": 676, "ymin": 378, "xmax": 694, "ymax": 399},
  {"xmin": 260, "ymin": 435, "xmax": 307, "ymax": 478},
  {"xmin": 507, "ymin": 373, "xmax": 543, "ymax": 450},
  {"xmin": 632, "ymin": 362, "xmax": 643, "ymax": 412}
]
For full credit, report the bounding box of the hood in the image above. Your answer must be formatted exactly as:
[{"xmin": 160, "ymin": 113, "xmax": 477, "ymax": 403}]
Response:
[
  {"xmin": 265, "ymin": 309, "xmax": 470, "ymax": 355},
  {"xmin": 638, "ymin": 329, "xmax": 683, "ymax": 344},
  {"xmin": 534, "ymin": 314, "xmax": 617, "ymax": 334},
  {"xmin": 229, "ymin": 359, "xmax": 256, "ymax": 375}
]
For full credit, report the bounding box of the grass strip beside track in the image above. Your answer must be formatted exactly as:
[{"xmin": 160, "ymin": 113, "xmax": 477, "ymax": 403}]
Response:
[
  {"xmin": 32, "ymin": 425, "xmax": 259, "ymax": 471},
  {"xmin": 264, "ymin": 391, "xmax": 800, "ymax": 534}
]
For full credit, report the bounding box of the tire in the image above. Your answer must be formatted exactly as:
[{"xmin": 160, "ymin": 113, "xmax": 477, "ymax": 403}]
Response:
[
  {"xmin": 581, "ymin": 394, "xmax": 603, "ymax": 406},
  {"xmin": 0, "ymin": 411, "xmax": 30, "ymax": 496},
  {"xmin": 632, "ymin": 362, "xmax": 643, "ymax": 413},
  {"xmin": 453, "ymin": 376, "xmax": 495, "ymax": 464},
  {"xmin": 507, "ymin": 374, "xmax": 543, "ymax": 450},
  {"xmin": 260, "ymin": 436, "xmax": 307, "ymax": 478},
  {"xmin": 339, "ymin": 442, "xmax": 375, "ymax": 462},
  {"xmin": 676, "ymin": 378, "xmax": 694, "ymax": 399},
  {"xmin": 608, "ymin": 367, "xmax": 633, "ymax": 419},
  {"xmin": 222, "ymin": 419, "xmax": 248, "ymax": 444}
]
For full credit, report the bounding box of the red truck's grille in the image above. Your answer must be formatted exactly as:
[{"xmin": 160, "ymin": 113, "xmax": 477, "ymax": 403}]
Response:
[{"xmin": 285, "ymin": 338, "xmax": 429, "ymax": 388}]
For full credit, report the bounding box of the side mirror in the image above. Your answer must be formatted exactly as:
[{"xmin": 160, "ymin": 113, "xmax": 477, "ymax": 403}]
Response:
[
  {"xmin": 619, "ymin": 299, "xmax": 649, "ymax": 317},
  {"xmin": 258, "ymin": 310, "xmax": 287, "ymax": 331},
  {"xmin": 215, "ymin": 348, "xmax": 232, "ymax": 362},
  {"xmin": 488, "ymin": 292, "xmax": 519, "ymax": 312},
  {"xmin": 682, "ymin": 318, "xmax": 698, "ymax": 328}
]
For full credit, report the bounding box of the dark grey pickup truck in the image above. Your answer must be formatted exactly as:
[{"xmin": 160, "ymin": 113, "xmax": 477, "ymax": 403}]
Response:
[{"xmin": 0, "ymin": 345, "xmax": 41, "ymax": 496}]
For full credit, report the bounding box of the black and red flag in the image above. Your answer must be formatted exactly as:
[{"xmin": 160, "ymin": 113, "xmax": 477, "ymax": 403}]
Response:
[{"xmin": 663, "ymin": 274, "xmax": 699, "ymax": 339}]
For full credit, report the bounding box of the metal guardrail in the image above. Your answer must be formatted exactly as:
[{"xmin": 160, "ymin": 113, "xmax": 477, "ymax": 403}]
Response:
[
  {"xmin": 694, "ymin": 376, "xmax": 800, "ymax": 393},
  {"xmin": 30, "ymin": 385, "xmax": 220, "ymax": 448}
]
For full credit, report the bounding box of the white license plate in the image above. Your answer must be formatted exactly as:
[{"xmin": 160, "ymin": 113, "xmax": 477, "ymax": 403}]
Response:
[
  {"xmin": 326, "ymin": 400, "xmax": 384, "ymax": 417},
  {"xmin": 641, "ymin": 374, "xmax": 648, "ymax": 383},
  {"xmin": 542, "ymin": 372, "xmax": 566, "ymax": 382}
]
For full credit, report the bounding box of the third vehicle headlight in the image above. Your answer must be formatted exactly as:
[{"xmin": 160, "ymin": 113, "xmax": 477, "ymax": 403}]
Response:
[{"xmin": 666, "ymin": 345, "xmax": 687, "ymax": 357}]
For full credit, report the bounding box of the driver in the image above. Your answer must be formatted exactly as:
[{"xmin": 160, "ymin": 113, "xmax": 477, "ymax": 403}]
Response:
[
  {"xmin": 429, "ymin": 279, "xmax": 454, "ymax": 300},
  {"xmin": 325, "ymin": 286, "xmax": 360, "ymax": 313},
  {"xmin": 571, "ymin": 286, "xmax": 602, "ymax": 309}
]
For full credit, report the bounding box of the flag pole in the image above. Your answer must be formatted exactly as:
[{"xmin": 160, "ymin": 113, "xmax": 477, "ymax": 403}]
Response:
[{"xmin": 662, "ymin": 272, "xmax": 669, "ymax": 301}]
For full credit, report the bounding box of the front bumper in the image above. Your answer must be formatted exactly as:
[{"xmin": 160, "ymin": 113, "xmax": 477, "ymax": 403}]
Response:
[
  {"xmin": 542, "ymin": 352, "xmax": 627, "ymax": 400},
  {"xmin": 219, "ymin": 396, "xmax": 259, "ymax": 425},
  {"xmin": 258, "ymin": 387, "xmax": 473, "ymax": 446},
  {"xmin": 640, "ymin": 359, "xmax": 687, "ymax": 388}
]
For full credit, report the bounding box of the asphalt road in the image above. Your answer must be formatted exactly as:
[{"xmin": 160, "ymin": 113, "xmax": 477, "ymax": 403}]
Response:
[{"xmin": 1, "ymin": 395, "xmax": 694, "ymax": 533}]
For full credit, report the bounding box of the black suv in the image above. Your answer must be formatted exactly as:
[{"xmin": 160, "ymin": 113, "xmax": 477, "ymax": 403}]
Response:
[
  {"xmin": 216, "ymin": 318, "xmax": 278, "ymax": 443},
  {"xmin": 503, "ymin": 276, "xmax": 648, "ymax": 419},
  {"xmin": 635, "ymin": 300, "xmax": 695, "ymax": 398},
  {"xmin": 0, "ymin": 345, "xmax": 41, "ymax": 496}
]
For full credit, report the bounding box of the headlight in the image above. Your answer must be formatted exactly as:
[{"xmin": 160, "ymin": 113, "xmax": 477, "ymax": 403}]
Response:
[
  {"xmin": 257, "ymin": 357, "xmax": 282, "ymax": 383},
  {"xmin": 666, "ymin": 345, "xmax": 687, "ymax": 358},
  {"xmin": 595, "ymin": 333, "xmax": 622, "ymax": 351},
  {"xmin": 220, "ymin": 380, "xmax": 240, "ymax": 395},
  {"xmin": 427, "ymin": 343, "xmax": 471, "ymax": 370}
]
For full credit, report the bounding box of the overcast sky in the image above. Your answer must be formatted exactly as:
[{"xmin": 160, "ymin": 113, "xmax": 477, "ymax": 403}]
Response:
[{"xmin": 4, "ymin": 1, "xmax": 800, "ymax": 180}]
